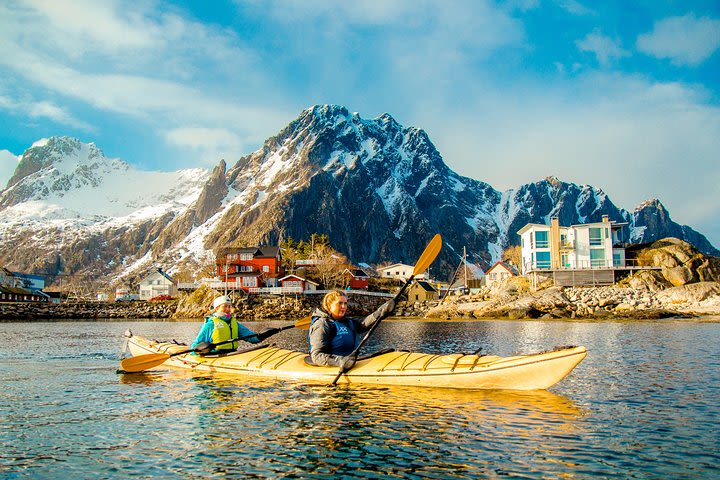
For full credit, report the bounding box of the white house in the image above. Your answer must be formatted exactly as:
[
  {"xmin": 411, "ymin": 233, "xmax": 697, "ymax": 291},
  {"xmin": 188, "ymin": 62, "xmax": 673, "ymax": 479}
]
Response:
[
  {"xmin": 278, "ymin": 274, "xmax": 318, "ymax": 292},
  {"xmin": 377, "ymin": 263, "xmax": 427, "ymax": 281},
  {"xmin": 517, "ymin": 216, "xmax": 627, "ymax": 276},
  {"xmin": 138, "ymin": 268, "xmax": 177, "ymax": 300},
  {"xmin": 484, "ymin": 261, "xmax": 518, "ymax": 288}
]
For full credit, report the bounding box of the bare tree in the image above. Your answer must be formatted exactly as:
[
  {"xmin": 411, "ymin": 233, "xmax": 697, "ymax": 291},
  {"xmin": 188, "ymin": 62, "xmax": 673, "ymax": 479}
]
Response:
[
  {"xmin": 311, "ymin": 244, "xmax": 349, "ymax": 289},
  {"xmin": 501, "ymin": 245, "xmax": 522, "ymax": 269}
]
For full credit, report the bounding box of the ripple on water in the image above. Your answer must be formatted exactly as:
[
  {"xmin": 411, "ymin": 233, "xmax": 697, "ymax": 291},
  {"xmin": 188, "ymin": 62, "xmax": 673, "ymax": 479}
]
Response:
[{"xmin": 2, "ymin": 320, "xmax": 720, "ymax": 478}]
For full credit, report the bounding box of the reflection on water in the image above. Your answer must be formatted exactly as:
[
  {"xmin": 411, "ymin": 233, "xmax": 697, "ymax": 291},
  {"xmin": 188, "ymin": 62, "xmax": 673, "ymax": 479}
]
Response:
[
  {"xmin": 118, "ymin": 372, "xmax": 585, "ymax": 478},
  {"xmin": 1, "ymin": 319, "xmax": 719, "ymax": 478}
]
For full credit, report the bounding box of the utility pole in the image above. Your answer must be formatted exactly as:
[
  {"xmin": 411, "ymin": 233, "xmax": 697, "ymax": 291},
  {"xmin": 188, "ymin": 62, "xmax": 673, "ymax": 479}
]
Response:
[{"xmin": 463, "ymin": 246, "xmax": 468, "ymax": 290}]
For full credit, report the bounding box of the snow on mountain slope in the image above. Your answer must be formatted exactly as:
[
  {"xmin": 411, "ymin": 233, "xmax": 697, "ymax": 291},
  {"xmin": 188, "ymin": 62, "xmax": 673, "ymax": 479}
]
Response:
[
  {"xmin": 0, "ymin": 137, "xmax": 208, "ymax": 229},
  {"xmin": 1, "ymin": 107, "xmax": 717, "ymax": 285}
]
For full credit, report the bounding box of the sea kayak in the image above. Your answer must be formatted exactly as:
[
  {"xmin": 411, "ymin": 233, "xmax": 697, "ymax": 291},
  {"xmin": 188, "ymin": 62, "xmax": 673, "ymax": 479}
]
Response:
[{"xmin": 122, "ymin": 332, "xmax": 586, "ymax": 390}]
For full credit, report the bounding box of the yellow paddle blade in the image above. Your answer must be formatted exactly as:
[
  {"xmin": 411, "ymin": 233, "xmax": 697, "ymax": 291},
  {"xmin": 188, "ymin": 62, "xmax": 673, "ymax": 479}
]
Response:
[
  {"xmin": 119, "ymin": 353, "xmax": 171, "ymax": 373},
  {"xmin": 294, "ymin": 315, "xmax": 312, "ymax": 331},
  {"xmin": 413, "ymin": 234, "xmax": 442, "ymax": 276}
]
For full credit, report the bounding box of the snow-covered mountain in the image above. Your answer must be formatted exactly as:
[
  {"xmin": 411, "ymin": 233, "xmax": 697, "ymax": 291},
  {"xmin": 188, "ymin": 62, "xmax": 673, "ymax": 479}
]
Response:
[{"xmin": 1, "ymin": 106, "xmax": 717, "ymax": 285}]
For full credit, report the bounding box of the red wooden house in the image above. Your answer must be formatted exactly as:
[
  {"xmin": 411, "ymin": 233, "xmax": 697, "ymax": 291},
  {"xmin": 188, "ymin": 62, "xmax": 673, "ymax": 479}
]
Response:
[
  {"xmin": 343, "ymin": 268, "xmax": 370, "ymax": 290},
  {"xmin": 216, "ymin": 246, "xmax": 284, "ymax": 291}
]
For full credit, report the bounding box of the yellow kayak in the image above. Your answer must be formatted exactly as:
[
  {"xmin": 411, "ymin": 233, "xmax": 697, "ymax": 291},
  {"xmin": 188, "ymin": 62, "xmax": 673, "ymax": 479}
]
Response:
[{"xmin": 123, "ymin": 332, "xmax": 586, "ymax": 390}]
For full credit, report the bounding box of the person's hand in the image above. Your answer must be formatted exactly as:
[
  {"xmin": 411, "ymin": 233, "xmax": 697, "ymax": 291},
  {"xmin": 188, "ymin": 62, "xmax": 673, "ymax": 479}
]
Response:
[
  {"xmin": 257, "ymin": 327, "xmax": 281, "ymax": 341},
  {"xmin": 193, "ymin": 342, "xmax": 213, "ymax": 354},
  {"xmin": 340, "ymin": 355, "xmax": 356, "ymax": 371}
]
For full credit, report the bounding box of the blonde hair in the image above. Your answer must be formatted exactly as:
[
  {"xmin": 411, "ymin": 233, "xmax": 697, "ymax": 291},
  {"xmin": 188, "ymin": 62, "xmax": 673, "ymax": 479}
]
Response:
[{"xmin": 322, "ymin": 290, "xmax": 347, "ymax": 313}]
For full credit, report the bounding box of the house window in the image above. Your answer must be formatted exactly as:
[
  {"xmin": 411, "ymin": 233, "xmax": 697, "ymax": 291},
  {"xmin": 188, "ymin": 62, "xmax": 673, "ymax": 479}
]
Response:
[
  {"xmin": 535, "ymin": 231, "xmax": 549, "ymax": 249},
  {"xmin": 561, "ymin": 253, "xmax": 570, "ymax": 268},
  {"xmin": 240, "ymin": 253, "xmax": 253, "ymax": 260},
  {"xmin": 589, "ymin": 227, "xmax": 603, "ymax": 246},
  {"xmin": 534, "ymin": 251, "xmax": 551, "ymax": 269},
  {"xmin": 263, "ymin": 266, "xmax": 269, "ymax": 273},
  {"xmin": 242, "ymin": 277, "xmax": 256, "ymax": 287},
  {"xmin": 590, "ymin": 249, "xmax": 605, "ymax": 267},
  {"xmin": 613, "ymin": 252, "xmax": 622, "ymax": 267}
]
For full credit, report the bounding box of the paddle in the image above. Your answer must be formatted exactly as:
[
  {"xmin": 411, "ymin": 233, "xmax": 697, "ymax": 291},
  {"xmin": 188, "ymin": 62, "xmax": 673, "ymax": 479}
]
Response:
[
  {"xmin": 331, "ymin": 233, "xmax": 442, "ymax": 385},
  {"xmin": 118, "ymin": 316, "xmax": 311, "ymax": 373}
]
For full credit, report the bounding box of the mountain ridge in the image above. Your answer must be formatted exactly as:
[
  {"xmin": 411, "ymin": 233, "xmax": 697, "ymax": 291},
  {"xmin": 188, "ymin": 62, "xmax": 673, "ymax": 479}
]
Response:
[{"xmin": 1, "ymin": 105, "xmax": 717, "ymax": 285}]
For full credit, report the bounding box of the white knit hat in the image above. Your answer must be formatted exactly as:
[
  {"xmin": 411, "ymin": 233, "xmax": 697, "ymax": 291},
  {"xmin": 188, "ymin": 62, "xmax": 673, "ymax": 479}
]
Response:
[{"xmin": 212, "ymin": 295, "xmax": 231, "ymax": 309}]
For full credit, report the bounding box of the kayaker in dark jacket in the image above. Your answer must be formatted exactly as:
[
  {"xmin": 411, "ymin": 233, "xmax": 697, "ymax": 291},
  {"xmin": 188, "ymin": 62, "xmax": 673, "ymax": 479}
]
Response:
[
  {"xmin": 192, "ymin": 295, "xmax": 279, "ymax": 353},
  {"xmin": 308, "ymin": 290, "xmax": 395, "ymax": 370}
]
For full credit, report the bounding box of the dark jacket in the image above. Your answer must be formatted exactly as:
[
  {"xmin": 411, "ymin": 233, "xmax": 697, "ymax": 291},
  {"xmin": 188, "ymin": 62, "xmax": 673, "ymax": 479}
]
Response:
[{"xmin": 308, "ymin": 298, "xmax": 395, "ymax": 367}]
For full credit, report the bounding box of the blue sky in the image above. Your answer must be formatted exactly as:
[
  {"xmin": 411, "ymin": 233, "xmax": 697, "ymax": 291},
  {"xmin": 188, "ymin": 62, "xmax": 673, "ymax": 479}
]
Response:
[{"xmin": 1, "ymin": 0, "xmax": 719, "ymax": 245}]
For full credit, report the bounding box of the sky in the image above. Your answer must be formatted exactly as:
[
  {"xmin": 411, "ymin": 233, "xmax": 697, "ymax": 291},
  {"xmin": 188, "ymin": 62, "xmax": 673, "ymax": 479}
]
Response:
[{"xmin": 1, "ymin": 0, "xmax": 719, "ymax": 246}]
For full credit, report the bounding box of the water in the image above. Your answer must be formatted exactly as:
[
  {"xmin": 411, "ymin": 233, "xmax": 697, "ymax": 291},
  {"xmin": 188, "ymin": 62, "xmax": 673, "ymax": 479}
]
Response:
[{"xmin": 1, "ymin": 318, "xmax": 719, "ymax": 479}]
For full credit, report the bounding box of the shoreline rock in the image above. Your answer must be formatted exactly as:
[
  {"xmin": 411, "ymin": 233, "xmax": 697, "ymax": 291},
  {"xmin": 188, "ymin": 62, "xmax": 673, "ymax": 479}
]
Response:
[{"xmin": 415, "ymin": 282, "xmax": 720, "ymax": 320}]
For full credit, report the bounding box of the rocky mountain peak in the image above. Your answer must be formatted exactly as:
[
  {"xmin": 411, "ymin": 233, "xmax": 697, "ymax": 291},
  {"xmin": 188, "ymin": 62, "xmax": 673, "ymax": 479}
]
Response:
[
  {"xmin": 7, "ymin": 136, "xmax": 107, "ymax": 188},
  {"xmin": 1, "ymin": 106, "xmax": 717, "ymax": 286}
]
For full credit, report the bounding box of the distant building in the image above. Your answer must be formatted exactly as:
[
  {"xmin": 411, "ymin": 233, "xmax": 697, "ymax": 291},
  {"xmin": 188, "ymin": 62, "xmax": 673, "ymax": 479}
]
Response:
[
  {"xmin": 343, "ymin": 268, "xmax": 370, "ymax": 290},
  {"xmin": 216, "ymin": 246, "xmax": 285, "ymax": 290},
  {"xmin": 484, "ymin": 261, "xmax": 518, "ymax": 288},
  {"xmin": 406, "ymin": 280, "xmax": 438, "ymax": 303},
  {"xmin": 138, "ymin": 268, "xmax": 177, "ymax": 300},
  {"xmin": 0, "ymin": 267, "xmax": 48, "ymax": 303},
  {"xmin": 516, "ymin": 216, "xmax": 655, "ymax": 287},
  {"xmin": 378, "ymin": 263, "xmax": 427, "ymax": 281},
  {"xmin": 279, "ymin": 274, "xmax": 318, "ymax": 292}
]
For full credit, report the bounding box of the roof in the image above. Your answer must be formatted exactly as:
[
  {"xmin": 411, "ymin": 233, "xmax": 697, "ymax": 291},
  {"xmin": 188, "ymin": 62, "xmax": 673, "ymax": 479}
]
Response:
[
  {"xmin": 217, "ymin": 246, "xmax": 281, "ymax": 258},
  {"xmin": 279, "ymin": 274, "xmax": 319, "ymax": 285},
  {"xmin": 378, "ymin": 263, "xmax": 413, "ymax": 271},
  {"xmin": 516, "ymin": 223, "xmax": 549, "ymax": 235},
  {"xmin": 518, "ymin": 220, "xmax": 628, "ymax": 235},
  {"xmin": 412, "ymin": 280, "xmax": 437, "ymax": 292},
  {"xmin": 141, "ymin": 268, "xmax": 175, "ymax": 284},
  {"xmin": 485, "ymin": 261, "xmax": 518, "ymax": 276},
  {"xmin": 343, "ymin": 268, "xmax": 369, "ymax": 278}
]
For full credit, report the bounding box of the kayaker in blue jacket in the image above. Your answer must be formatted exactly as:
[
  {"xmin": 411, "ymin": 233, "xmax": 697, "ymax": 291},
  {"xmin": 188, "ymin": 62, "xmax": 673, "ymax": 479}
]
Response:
[
  {"xmin": 308, "ymin": 290, "xmax": 395, "ymax": 369},
  {"xmin": 191, "ymin": 295, "xmax": 279, "ymax": 353}
]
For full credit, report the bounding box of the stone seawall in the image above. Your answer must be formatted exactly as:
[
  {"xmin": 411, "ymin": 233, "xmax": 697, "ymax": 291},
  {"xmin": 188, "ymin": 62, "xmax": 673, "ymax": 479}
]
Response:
[
  {"xmin": 0, "ymin": 300, "xmax": 177, "ymax": 321},
  {"xmin": 0, "ymin": 292, "xmax": 390, "ymax": 321}
]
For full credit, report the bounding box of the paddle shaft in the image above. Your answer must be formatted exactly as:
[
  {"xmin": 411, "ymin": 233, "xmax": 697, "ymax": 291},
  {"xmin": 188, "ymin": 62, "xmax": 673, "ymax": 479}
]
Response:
[
  {"xmin": 330, "ymin": 234, "xmax": 442, "ymax": 385},
  {"xmin": 327, "ymin": 276, "xmax": 413, "ymax": 388},
  {"xmin": 349, "ymin": 275, "xmax": 413, "ymax": 359}
]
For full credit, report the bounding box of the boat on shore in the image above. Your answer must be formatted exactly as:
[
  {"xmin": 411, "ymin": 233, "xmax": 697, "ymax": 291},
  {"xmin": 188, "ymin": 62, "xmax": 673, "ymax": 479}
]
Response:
[{"xmin": 122, "ymin": 331, "xmax": 587, "ymax": 390}]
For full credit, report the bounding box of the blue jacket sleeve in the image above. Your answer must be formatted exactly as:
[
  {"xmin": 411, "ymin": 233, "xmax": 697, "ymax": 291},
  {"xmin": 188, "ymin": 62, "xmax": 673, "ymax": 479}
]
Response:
[
  {"xmin": 191, "ymin": 320, "xmax": 214, "ymax": 349},
  {"xmin": 237, "ymin": 322, "xmax": 261, "ymax": 344}
]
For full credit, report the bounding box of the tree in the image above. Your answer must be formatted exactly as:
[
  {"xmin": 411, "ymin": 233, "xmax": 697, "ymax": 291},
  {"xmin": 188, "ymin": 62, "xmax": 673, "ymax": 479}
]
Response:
[
  {"xmin": 311, "ymin": 243, "xmax": 349, "ymax": 289},
  {"xmin": 501, "ymin": 245, "xmax": 522, "ymax": 270}
]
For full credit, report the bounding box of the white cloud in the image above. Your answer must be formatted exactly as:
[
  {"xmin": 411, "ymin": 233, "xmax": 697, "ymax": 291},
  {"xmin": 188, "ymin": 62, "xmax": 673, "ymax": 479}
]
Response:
[
  {"xmin": 164, "ymin": 127, "xmax": 247, "ymax": 166},
  {"xmin": 0, "ymin": 94, "xmax": 93, "ymax": 130},
  {"xmin": 0, "ymin": 149, "xmax": 21, "ymax": 188},
  {"xmin": 637, "ymin": 14, "xmax": 720, "ymax": 66},
  {"xmin": 577, "ymin": 30, "xmax": 630, "ymax": 66},
  {"xmin": 557, "ymin": 0, "xmax": 593, "ymax": 16}
]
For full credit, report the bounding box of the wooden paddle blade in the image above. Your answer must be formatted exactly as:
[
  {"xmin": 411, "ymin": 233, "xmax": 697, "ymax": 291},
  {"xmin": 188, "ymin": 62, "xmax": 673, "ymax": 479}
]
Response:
[
  {"xmin": 118, "ymin": 353, "xmax": 171, "ymax": 373},
  {"xmin": 413, "ymin": 234, "xmax": 442, "ymax": 276},
  {"xmin": 294, "ymin": 315, "xmax": 312, "ymax": 330}
]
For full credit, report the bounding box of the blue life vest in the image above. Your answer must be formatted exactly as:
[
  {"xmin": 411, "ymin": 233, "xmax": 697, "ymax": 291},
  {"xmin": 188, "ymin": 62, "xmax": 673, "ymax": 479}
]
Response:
[
  {"xmin": 309, "ymin": 316, "xmax": 358, "ymax": 356},
  {"xmin": 330, "ymin": 319, "xmax": 358, "ymax": 356}
]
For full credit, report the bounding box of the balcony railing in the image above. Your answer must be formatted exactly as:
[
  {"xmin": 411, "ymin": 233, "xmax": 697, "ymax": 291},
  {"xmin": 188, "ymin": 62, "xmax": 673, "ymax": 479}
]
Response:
[{"xmin": 522, "ymin": 258, "xmax": 656, "ymax": 272}]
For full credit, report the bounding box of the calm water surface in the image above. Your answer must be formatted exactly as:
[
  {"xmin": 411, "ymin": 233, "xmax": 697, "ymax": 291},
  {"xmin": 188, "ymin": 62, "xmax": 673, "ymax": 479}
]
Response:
[{"xmin": 1, "ymin": 318, "xmax": 719, "ymax": 479}]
